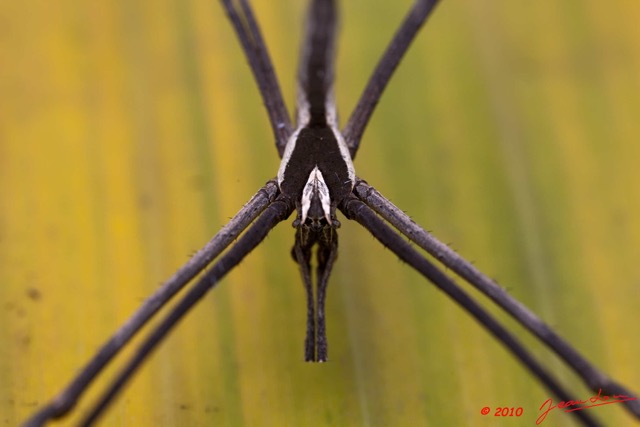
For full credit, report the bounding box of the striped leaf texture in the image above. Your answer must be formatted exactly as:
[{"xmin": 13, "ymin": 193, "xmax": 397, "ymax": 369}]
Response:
[{"xmin": 2, "ymin": 1, "xmax": 639, "ymax": 426}]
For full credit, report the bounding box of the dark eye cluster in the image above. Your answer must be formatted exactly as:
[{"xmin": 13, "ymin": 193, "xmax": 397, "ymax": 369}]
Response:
[{"xmin": 304, "ymin": 216, "xmax": 328, "ymax": 231}]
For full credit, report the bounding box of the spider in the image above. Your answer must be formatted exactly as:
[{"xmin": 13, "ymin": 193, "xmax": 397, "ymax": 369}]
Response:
[{"xmin": 22, "ymin": 0, "xmax": 639, "ymax": 426}]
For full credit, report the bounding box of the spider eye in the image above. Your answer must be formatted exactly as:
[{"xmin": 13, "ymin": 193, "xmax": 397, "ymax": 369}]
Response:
[{"xmin": 303, "ymin": 216, "xmax": 329, "ymax": 230}]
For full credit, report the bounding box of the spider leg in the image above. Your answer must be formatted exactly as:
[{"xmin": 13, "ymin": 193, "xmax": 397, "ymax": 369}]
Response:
[
  {"xmin": 78, "ymin": 194, "xmax": 294, "ymax": 426},
  {"xmin": 23, "ymin": 180, "xmax": 281, "ymax": 427},
  {"xmin": 339, "ymin": 193, "xmax": 603, "ymax": 427},
  {"xmin": 315, "ymin": 227, "xmax": 338, "ymax": 362},
  {"xmin": 292, "ymin": 225, "xmax": 338, "ymax": 363},
  {"xmin": 221, "ymin": 0, "xmax": 292, "ymax": 155},
  {"xmin": 292, "ymin": 228, "xmax": 316, "ymax": 361},
  {"xmin": 352, "ymin": 179, "xmax": 640, "ymax": 420},
  {"xmin": 343, "ymin": 0, "xmax": 440, "ymax": 157}
]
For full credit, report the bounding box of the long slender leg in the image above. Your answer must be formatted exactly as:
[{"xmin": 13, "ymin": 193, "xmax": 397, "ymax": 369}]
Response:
[
  {"xmin": 221, "ymin": 0, "xmax": 292, "ymax": 155},
  {"xmin": 22, "ymin": 181, "xmax": 280, "ymax": 427},
  {"xmin": 292, "ymin": 229, "xmax": 316, "ymax": 361},
  {"xmin": 343, "ymin": 0, "xmax": 440, "ymax": 157},
  {"xmin": 353, "ymin": 179, "xmax": 640, "ymax": 419},
  {"xmin": 292, "ymin": 226, "xmax": 338, "ymax": 363},
  {"xmin": 79, "ymin": 195, "xmax": 294, "ymax": 426},
  {"xmin": 340, "ymin": 195, "xmax": 602, "ymax": 427},
  {"xmin": 315, "ymin": 228, "xmax": 338, "ymax": 362}
]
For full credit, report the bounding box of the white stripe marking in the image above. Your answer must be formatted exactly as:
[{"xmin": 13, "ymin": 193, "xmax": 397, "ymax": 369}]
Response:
[{"xmin": 301, "ymin": 166, "xmax": 332, "ymax": 224}]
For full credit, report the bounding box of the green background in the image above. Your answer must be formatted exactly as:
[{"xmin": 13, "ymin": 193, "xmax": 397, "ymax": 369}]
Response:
[{"xmin": 1, "ymin": 0, "xmax": 639, "ymax": 426}]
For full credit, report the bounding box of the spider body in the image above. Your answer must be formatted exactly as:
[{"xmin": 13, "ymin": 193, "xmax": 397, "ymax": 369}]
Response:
[{"xmin": 274, "ymin": 0, "xmax": 355, "ymax": 361}]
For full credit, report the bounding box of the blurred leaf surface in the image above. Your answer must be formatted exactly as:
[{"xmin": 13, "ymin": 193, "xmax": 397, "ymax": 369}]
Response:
[{"xmin": 1, "ymin": 1, "xmax": 639, "ymax": 426}]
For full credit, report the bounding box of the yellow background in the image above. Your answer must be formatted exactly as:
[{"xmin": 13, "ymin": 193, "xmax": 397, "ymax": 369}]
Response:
[{"xmin": 2, "ymin": 0, "xmax": 639, "ymax": 426}]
